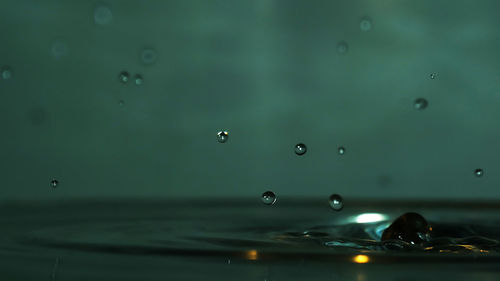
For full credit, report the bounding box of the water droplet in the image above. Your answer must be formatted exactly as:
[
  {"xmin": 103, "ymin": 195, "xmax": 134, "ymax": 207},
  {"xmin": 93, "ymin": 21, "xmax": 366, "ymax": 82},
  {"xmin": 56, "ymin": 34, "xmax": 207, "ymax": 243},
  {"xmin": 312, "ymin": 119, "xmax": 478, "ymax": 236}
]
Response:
[
  {"xmin": 118, "ymin": 100, "xmax": 125, "ymax": 107},
  {"xmin": 261, "ymin": 191, "xmax": 276, "ymax": 205},
  {"xmin": 413, "ymin": 98, "xmax": 428, "ymax": 110},
  {"xmin": 140, "ymin": 48, "xmax": 158, "ymax": 65},
  {"xmin": 381, "ymin": 212, "xmax": 431, "ymax": 244},
  {"xmin": 119, "ymin": 71, "xmax": 129, "ymax": 84},
  {"xmin": 51, "ymin": 39, "xmax": 69, "ymax": 59},
  {"xmin": 475, "ymin": 169, "xmax": 484, "ymax": 177},
  {"xmin": 337, "ymin": 41, "xmax": 349, "ymax": 54},
  {"xmin": 295, "ymin": 143, "xmax": 307, "ymax": 155},
  {"xmin": 360, "ymin": 17, "xmax": 373, "ymax": 31},
  {"xmin": 134, "ymin": 74, "xmax": 143, "ymax": 86},
  {"xmin": 338, "ymin": 146, "xmax": 345, "ymax": 155},
  {"xmin": 1, "ymin": 66, "xmax": 13, "ymax": 80},
  {"xmin": 227, "ymin": 259, "xmax": 231, "ymax": 264},
  {"xmin": 430, "ymin": 73, "xmax": 437, "ymax": 79},
  {"xmin": 329, "ymin": 194, "xmax": 343, "ymax": 211},
  {"xmin": 217, "ymin": 131, "xmax": 229, "ymax": 143},
  {"xmin": 51, "ymin": 179, "xmax": 59, "ymax": 188},
  {"xmin": 94, "ymin": 4, "xmax": 113, "ymax": 25}
]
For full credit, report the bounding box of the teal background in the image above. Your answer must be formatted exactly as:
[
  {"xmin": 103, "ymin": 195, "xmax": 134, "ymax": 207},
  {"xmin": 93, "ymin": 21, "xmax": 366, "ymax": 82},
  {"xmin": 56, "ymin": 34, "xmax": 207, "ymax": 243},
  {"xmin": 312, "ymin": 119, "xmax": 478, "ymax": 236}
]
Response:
[{"xmin": 1, "ymin": 0, "xmax": 500, "ymax": 200}]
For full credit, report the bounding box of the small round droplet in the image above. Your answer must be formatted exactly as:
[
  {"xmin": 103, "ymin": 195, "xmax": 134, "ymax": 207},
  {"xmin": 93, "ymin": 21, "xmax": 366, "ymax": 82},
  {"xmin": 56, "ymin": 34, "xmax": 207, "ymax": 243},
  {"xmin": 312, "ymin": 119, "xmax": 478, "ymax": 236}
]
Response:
[
  {"xmin": 217, "ymin": 131, "xmax": 229, "ymax": 143},
  {"xmin": 119, "ymin": 71, "xmax": 129, "ymax": 84},
  {"xmin": 338, "ymin": 146, "xmax": 345, "ymax": 155},
  {"xmin": 475, "ymin": 169, "xmax": 484, "ymax": 177},
  {"xmin": 134, "ymin": 74, "xmax": 143, "ymax": 86},
  {"xmin": 430, "ymin": 73, "xmax": 437, "ymax": 79},
  {"xmin": 51, "ymin": 179, "xmax": 59, "ymax": 188},
  {"xmin": 360, "ymin": 17, "xmax": 373, "ymax": 31},
  {"xmin": 51, "ymin": 39, "xmax": 69, "ymax": 59},
  {"xmin": 261, "ymin": 191, "xmax": 276, "ymax": 205},
  {"xmin": 413, "ymin": 98, "xmax": 428, "ymax": 110},
  {"xmin": 1, "ymin": 66, "xmax": 13, "ymax": 80},
  {"xmin": 118, "ymin": 100, "xmax": 125, "ymax": 107},
  {"xmin": 295, "ymin": 143, "xmax": 307, "ymax": 155},
  {"xmin": 337, "ymin": 41, "xmax": 349, "ymax": 54},
  {"xmin": 94, "ymin": 4, "xmax": 113, "ymax": 25},
  {"xmin": 329, "ymin": 194, "xmax": 343, "ymax": 211},
  {"xmin": 140, "ymin": 48, "xmax": 158, "ymax": 65}
]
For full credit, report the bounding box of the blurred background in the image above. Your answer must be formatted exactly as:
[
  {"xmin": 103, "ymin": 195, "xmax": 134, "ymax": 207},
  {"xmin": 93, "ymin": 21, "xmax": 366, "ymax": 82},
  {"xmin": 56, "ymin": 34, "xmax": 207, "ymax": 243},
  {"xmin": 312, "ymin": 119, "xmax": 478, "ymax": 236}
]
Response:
[{"xmin": 1, "ymin": 0, "xmax": 499, "ymax": 201}]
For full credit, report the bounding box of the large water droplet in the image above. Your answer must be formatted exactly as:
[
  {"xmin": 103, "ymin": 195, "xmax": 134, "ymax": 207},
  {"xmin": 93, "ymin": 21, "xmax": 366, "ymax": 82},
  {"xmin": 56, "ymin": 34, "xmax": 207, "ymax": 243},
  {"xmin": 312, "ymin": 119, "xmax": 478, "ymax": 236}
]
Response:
[
  {"xmin": 360, "ymin": 17, "xmax": 373, "ymax": 31},
  {"xmin": 329, "ymin": 194, "xmax": 343, "ymax": 211},
  {"xmin": 140, "ymin": 48, "xmax": 158, "ymax": 65},
  {"xmin": 337, "ymin": 41, "xmax": 349, "ymax": 54},
  {"xmin": 261, "ymin": 191, "xmax": 276, "ymax": 205},
  {"xmin": 134, "ymin": 74, "xmax": 143, "ymax": 86},
  {"xmin": 119, "ymin": 71, "xmax": 129, "ymax": 84},
  {"xmin": 217, "ymin": 131, "xmax": 229, "ymax": 143},
  {"xmin": 338, "ymin": 146, "xmax": 345, "ymax": 155},
  {"xmin": 381, "ymin": 212, "xmax": 431, "ymax": 245},
  {"xmin": 294, "ymin": 143, "xmax": 307, "ymax": 155},
  {"xmin": 94, "ymin": 4, "xmax": 113, "ymax": 25},
  {"xmin": 475, "ymin": 169, "xmax": 484, "ymax": 177},
  {"xmin": 1, "ymin": 66, "xmax": 13, "ymax": 80},
  {"xmin": 51, "ymin": 39, "xmax": 69, "ymax": 59},
  {"xmin": 51, "ymin": 179, "xmax": 59, "ymax": 188},
  {"xmin": 413, "ymin": 98, "xmax": 428, "ymax": 110}
]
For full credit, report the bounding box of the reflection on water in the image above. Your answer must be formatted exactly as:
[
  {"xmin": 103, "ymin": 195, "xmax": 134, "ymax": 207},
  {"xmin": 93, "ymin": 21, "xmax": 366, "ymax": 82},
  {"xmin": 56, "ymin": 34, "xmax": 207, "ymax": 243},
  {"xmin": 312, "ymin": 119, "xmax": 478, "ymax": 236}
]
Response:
[{"xmin": 1, "ymin": 199, "xmax": 500, "ymax": 280}]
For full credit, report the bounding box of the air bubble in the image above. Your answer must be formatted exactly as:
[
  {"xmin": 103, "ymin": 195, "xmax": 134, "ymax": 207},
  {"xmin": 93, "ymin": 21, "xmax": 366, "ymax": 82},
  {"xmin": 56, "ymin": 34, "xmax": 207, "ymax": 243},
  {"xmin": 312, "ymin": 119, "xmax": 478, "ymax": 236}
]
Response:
[
  {"xmin": 1, "ymin": 66, "xmax": 12, "ymax": 80},
  {"xmin": 261, "ymin": 191, "xmax": 276, "ymax": 205},
  {"xmin": 217, "ymin": 131, "xmax": 229, "ymax": 143},
  {"xmin": 329, "ymin": 194, "xmax": 343, "ymax": 211},
  {"xmin": 413, "ymin": 98, "xmax": 428, "ymax": 110},
  {"xmin": 134, "ymin": 74, "xmax": 143, "ymax": 86},
  {"xmin": 360, "ymin": 17, "xmax": 373, "ymax": 31},
  {"xmin": 119, "ymin": 71, "xmax": 129, "ymax": 84},
  {"xmin": 338, "ymin": 146, "xmax": 345, "ymax": 155},
  {"xmin": 94, "ymin": 4, "xmax": 113, "ymax": 25},
  {"xmin": 140, "ymin": 48, "xmax": 158, "ymax": 65},
  {"xmin": 295, "ymin": 143, "xmax": 307, "ymax": 155},
  {"xmin": 337, "ymin": 41, "xmax": 348, "ymax": 54},
  {"xmin": 475, "ymin": 169, "xmax": 484, "ymax": 177},
  {"xmin": 51, "ymin": 179, "xmax": 59, "ymax": 188}
]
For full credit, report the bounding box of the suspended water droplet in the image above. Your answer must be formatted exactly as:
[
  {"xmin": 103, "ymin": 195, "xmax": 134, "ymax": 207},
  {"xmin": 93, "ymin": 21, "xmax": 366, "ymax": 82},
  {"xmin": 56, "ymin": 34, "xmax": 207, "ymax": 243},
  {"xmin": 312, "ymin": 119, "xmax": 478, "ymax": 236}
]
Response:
[
  {"xmin": 134, "ymin": 74, "xmax": 143, "ymax": 86},
  {"xmin": 51, "ymin": 179, "xmax": 59, "ymax": 188},
  {"xmin": 94, "ymin": 3, "xmax": 113, "ymax": 25},
  {"xmin": 119, "ymin": 71, "xmax": 129, "ymax": 84},
  {"xmin": 261, "ymin": 191, "xmax": 276, "ymax": 205},
  {"xmin": 140, "ymin": 48, "xmax": 158, "ymax": 65},
  {"xmin": 430, "ymin": 73, "xmax": 437, "ymax": 79},
  {"xmin": 475, "ymin": 169, "xmax": 484, "ymax": 177},
  {"xmin": 1, "ymin": 66, "xmax": 13, "ymax": 80},
  {"xmin": 360, "ymin": 16, "xmax": 373, "ymax": 31},
  {"xmin": 217, "ymin": 131, "xmax": 229, "ymax": 143},
  {"xmin": 51, "ymin": 39, "xmax": 69, "ymax": 59},
  {"xmin": 338, "ymin": 146, "xmax": 345, "ymax": 155},
  {"xmin": 413, "ymin": 98, "xmax": 428, "ymax": 110},
  {"xmin": 337, "ymin": 41, "xmax": 349, "ymax": 54},
  {"xmin": 118, "ymin": 100, "xmax": 125, "ymax": 107},
  {"xmin": 329, "ymin": 194, "xmax": 343, "ymax": 211},
  {"xmin": 295, "ymin": 143, "xmax": 307, "ymax": 155}
]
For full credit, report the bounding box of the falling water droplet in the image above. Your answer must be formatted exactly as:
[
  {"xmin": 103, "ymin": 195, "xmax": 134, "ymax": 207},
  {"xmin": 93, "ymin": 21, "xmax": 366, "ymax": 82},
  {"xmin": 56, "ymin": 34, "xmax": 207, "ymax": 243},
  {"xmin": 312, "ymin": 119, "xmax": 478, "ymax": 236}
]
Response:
[
  {"xmin": 413, "ymin": 98, "xmax": 428, "ymax": 110},
  {"xmin": 329, "ymin": 194, "xmax": 343, "ymax": 211},
  {"xmin": 295, "ymin": 143, "xmax": 307, "ymax": 155},
  {"xmin": 217, "ymin": 131, "xmax": 229, "ymax": 143},
  {"xmin": 140, "ymin": 48, "xmax": 158, "ymax": 65},
  {"xmin": 338, "ymin": 146, "xmax": 346, "ymax": 155},
  {"xmin": 94, "ymin": 3, "xmax": 113, "ymax": 25},
  {"xmin": 261, "ymin": 191, "xmax": 276, "ymax": 205},
  {"xmin": 430, "ymin": 73, "xmax": 437, "ymax": 79},
  {"xmin": 119, "ymin": 71, "xmax": 129, "ymax": 84},
  {"xmin": 1, "ymin": 66, "xmax": 13, "ymax": 80},
  {"xmin": 134, "ymin": 74, "xmax": 143, "ymax": 86},
  {"xmin": 51, "ymin": 179, "xmax": 59, "ymax": 188},
  {"xmin": 360, "ymin": 17, "xmax": 373, "ymax": 31},
  {"xmin": 337, "ymin": 41, "xmax": 349, "ymax": 54},
  {"xmin": 475, "ymin": 169, "xmax": 484, "ymax": 177}
]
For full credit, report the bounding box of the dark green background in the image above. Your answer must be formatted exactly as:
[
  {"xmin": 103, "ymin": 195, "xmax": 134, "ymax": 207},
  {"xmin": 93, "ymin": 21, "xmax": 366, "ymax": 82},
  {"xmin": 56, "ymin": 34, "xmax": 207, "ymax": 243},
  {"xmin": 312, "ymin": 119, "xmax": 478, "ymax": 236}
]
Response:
[{"xmin": 1, "ymin": 0, "xmax": 499, "ymax": 200}]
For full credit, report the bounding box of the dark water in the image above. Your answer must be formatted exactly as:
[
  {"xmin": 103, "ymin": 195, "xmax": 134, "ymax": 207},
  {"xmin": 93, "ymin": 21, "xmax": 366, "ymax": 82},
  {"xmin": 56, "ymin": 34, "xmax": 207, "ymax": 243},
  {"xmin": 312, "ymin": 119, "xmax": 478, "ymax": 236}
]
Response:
[{"xmin": 1, "ymin": 199, "xmax": 500, "ymax": 280}]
